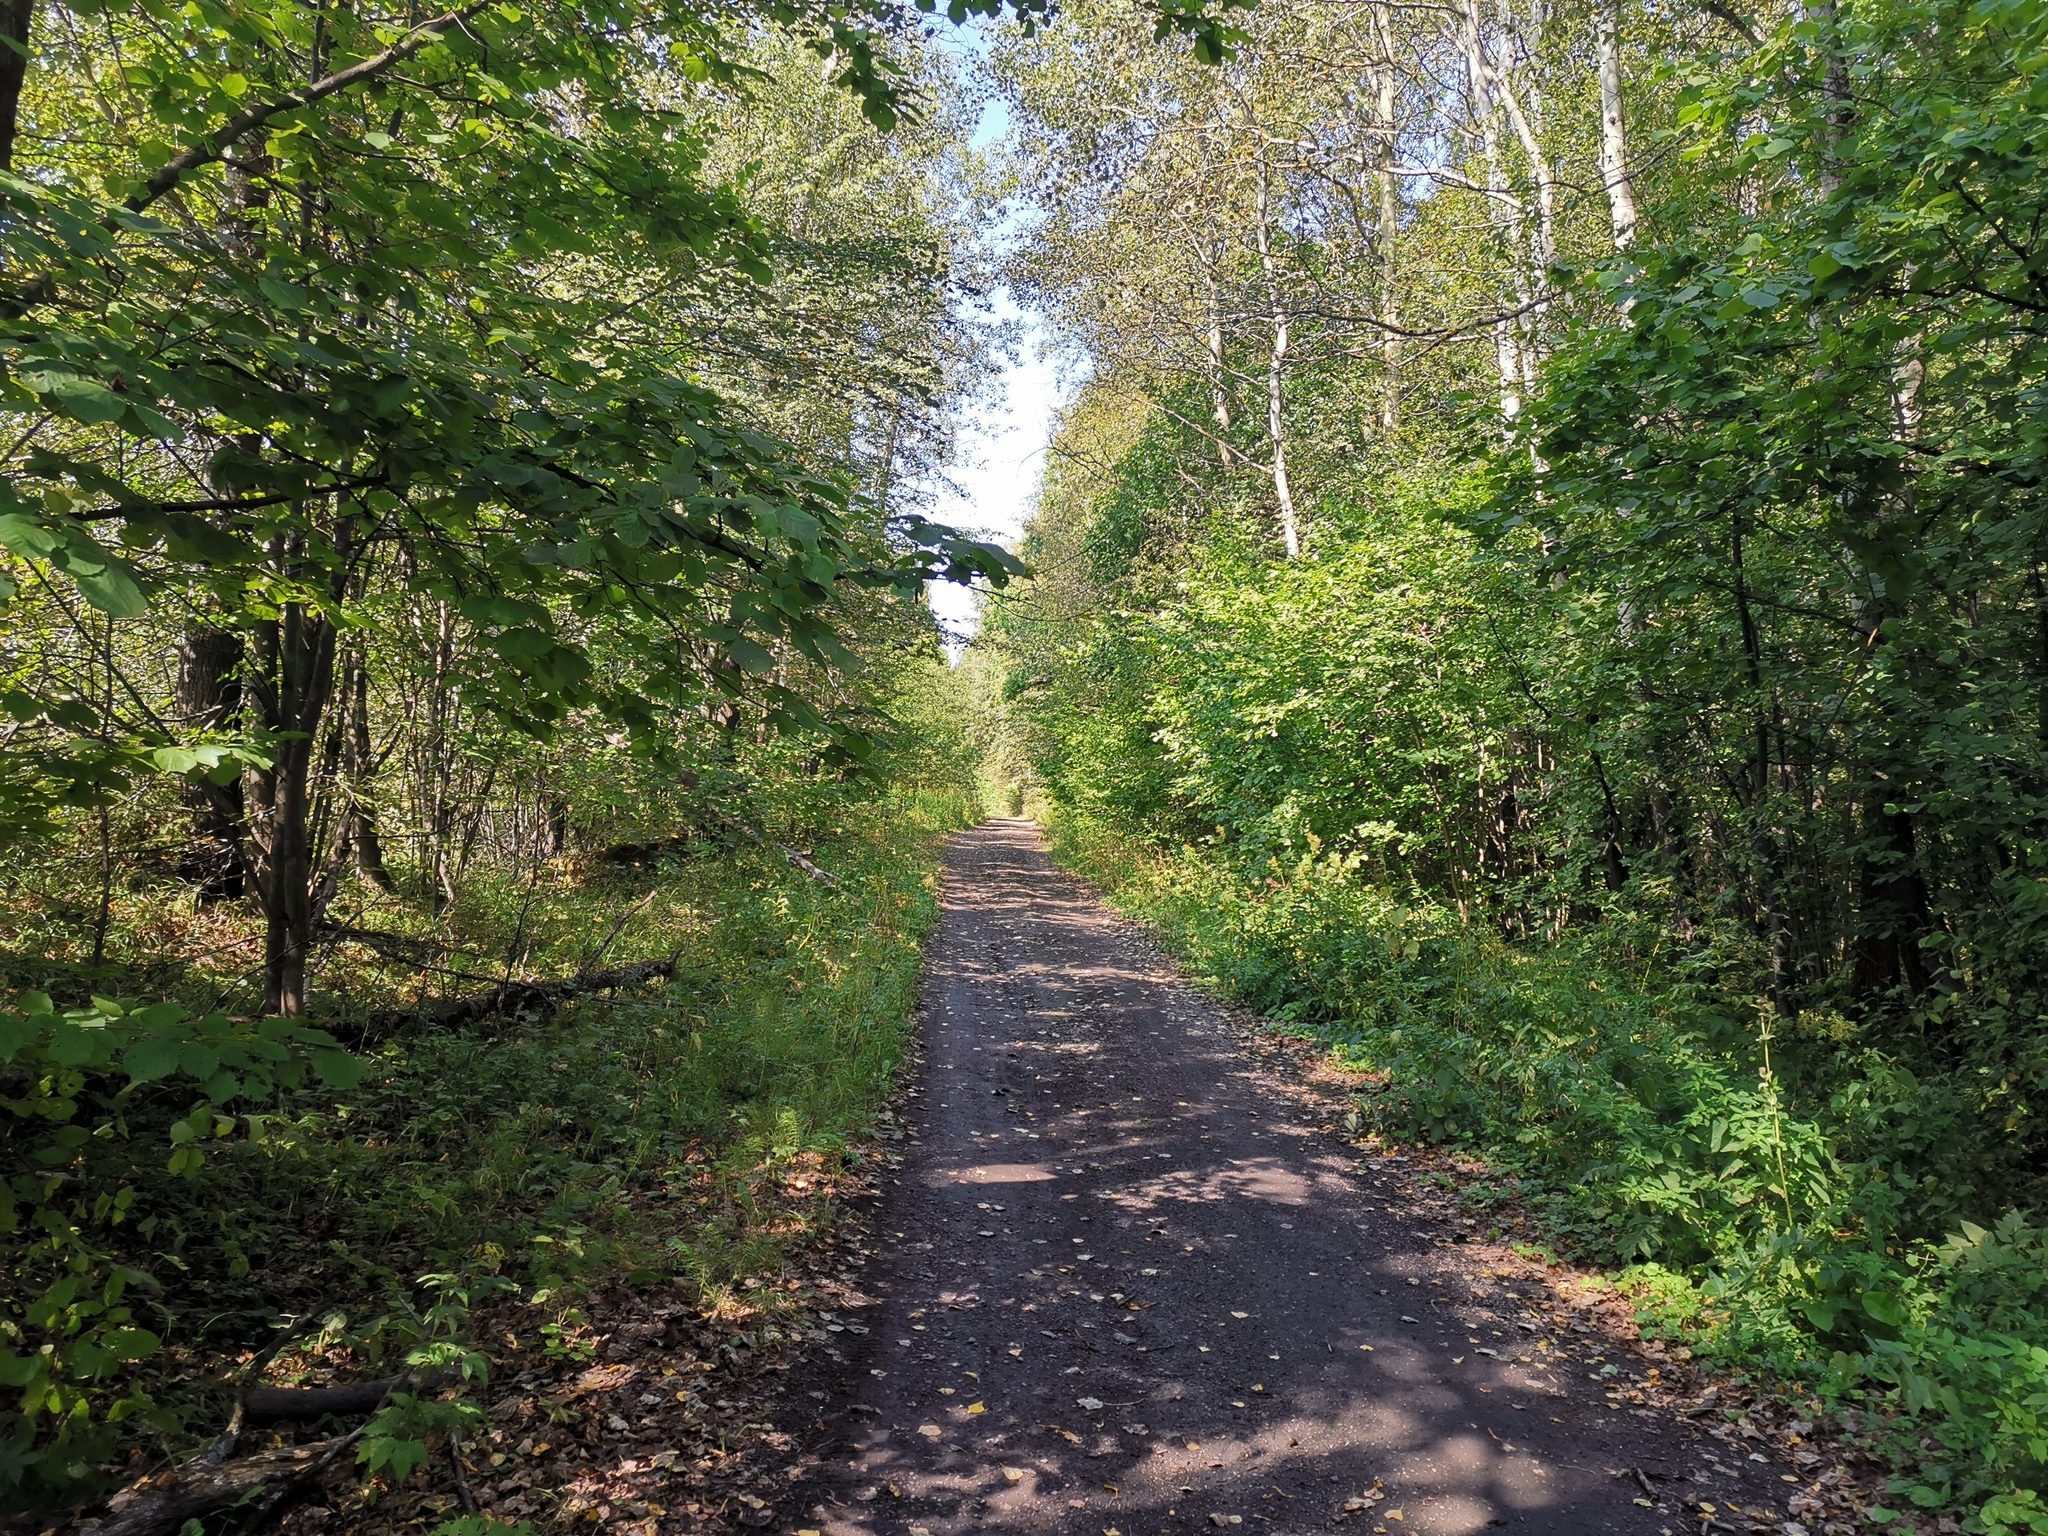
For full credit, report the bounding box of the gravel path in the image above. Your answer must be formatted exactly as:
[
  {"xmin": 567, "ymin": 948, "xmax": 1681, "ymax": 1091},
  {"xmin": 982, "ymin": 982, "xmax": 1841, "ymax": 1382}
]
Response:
[{"xmin": 799, "ymin": 821, "xmax": 1792, "ymax": 1536}]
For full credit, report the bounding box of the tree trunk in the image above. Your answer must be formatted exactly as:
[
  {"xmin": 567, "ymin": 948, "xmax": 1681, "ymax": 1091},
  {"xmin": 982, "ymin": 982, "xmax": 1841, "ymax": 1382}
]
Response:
[
  {"xmin": 1253, "ymin": 146, "xmax": 1300, "ymax": 559},
  {"xmin": 241, "ymin": 528, "xmax": 346, "ymax": 1017},
  {"xmin": 1202, "ymin": 240, "xmax": 1234, "ymax": 461},
  {"xmin": 342, "ymin": 653, "xmax": 393, "ymax": 890},
  {"xmin": 176, "ymin": 628, "xmax": 248, "ymax": 903},
  {"xmin": 1372, "ymin": 4, "xmax": 1402, "ymax": 434},
  {"xmin": 1595, "ymin": 0, "xmax": 1638, "ymax": 248},
  {"xmin": 0, "ymin": 0, "xmax": 31, "ymax": 173},
  {"xmin": 1462, "ymin": 0, "xmax": 1528, "ymax": 424}
]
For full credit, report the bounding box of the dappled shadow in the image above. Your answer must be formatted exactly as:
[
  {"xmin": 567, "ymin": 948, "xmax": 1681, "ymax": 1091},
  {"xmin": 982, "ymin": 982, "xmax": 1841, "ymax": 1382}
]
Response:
[{"xmin": 798, "ymin": 821, "xmax": 1721, "ymax": 1536}]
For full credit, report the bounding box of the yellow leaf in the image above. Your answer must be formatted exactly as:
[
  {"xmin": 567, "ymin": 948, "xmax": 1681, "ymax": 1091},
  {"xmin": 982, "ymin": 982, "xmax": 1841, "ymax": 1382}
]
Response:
[
  {"xmin": 1387, "ymin": 1511, "xmax": 1404, "ymax": 1522},
  {"xmin": 968, "ymin": 1401, "xmax": 986, "ymax": 1414}
]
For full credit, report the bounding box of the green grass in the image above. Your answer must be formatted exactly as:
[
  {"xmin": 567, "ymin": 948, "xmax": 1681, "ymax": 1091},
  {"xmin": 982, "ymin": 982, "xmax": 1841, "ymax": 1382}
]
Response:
[{"xmin": 1, "ymin": 783, "xmax": 974, "ymax": 1513}]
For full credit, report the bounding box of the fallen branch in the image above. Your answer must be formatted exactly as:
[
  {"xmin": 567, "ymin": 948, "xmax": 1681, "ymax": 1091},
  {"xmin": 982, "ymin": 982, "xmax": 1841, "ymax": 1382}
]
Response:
[
  {"xmin": 316, "ymin": 923, "xmax": 449, "ymax": 961},
  {"xmin": 96, "ymin": 1439, "xmax": 348, "ymax": 1536},
  {"xmin": 94, "ymin": 1367, "xmax": 433, "ymax": 1536},
  {"xmin": 245, "ymin": 1371, "xmax": 448, "ymax": 1420},
  {"xmin": 347, "ymin": 953, "xmax": 683, "ymax": 1044},
  {"xmin": 577, "ymin": 890, "xmax": 659, "ymax": 978},
  {"xmin": 703, "ymin": 807, "xmax": 840, "ymax": 888}
]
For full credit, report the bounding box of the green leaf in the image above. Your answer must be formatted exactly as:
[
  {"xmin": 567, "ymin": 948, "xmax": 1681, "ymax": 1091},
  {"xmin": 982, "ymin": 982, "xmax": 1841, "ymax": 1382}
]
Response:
[
  {"xmin": 124, "ymin": 1037, "xmax": 182, "ymax": 1084},
  {"xmin": 312, "ymin": 1050, "xmax": 365, "ymax": 1088},
  {"xmin": 727, "ymin": 637, "xmax": 777, "ymax": 674}
]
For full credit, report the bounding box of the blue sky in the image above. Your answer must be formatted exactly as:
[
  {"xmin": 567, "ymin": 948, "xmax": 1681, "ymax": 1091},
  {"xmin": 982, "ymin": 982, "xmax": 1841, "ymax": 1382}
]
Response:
[{"xmin": 922, "ymin": 37, "xmax": 1069, "ymax": 656}]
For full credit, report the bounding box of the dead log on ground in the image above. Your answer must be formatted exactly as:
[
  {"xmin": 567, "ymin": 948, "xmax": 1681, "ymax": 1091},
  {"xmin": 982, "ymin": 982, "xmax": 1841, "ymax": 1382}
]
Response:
[{"xmin": 345, "ymin": 953, "xmax": 682, "ymax": 1044}]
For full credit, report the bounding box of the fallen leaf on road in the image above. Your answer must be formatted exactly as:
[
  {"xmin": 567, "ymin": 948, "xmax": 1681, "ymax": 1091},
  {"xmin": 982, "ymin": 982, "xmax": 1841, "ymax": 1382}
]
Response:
[
  {"xmin": 968, "ymin": 1401, "xmax": 987, "ymax": 1414},
  {"xmin": 1078, "ymin": 1396, "xmax": 1106, "ymax": 1410},
  {"xmin": 938, "ymin": 1387, "xmax": 956, "ymax": 1395},
  {"xmin": 1231, "ymin": 1311, "xmax": 1248, "ymax": 1319},
  {"xmin": 919, "ymin": 1424, "xmax": 943, "ymax": 1438},
  {"xmin": 1003, "ymin": 1468, "xmax": 1027, "ymax": 1483},
  {"xmin": 1386, "ymin": 1510, "xmax": 1403, "ymax": 1521},
  {"xmin": 1359, "ymin": 1344, "xmax": 1374, "ymax": 1352},
  {"xmin": 1208, "ymin": 1516, "xmax": 1243, "ymax": 1527}
]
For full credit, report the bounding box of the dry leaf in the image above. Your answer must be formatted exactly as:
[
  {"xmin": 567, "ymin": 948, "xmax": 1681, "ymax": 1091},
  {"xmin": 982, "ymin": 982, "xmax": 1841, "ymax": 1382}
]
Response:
[
  {"xmin": 968, "ymin": 1401, "xmax": 987, "ymax": 1414},
  {"xmin": 1077, "ymin": 1396, "xmax": 1106, "ymax": 1411},
  {"xmin": 918, "ymin": 1423, "xmax": 943, "ymax": 1439},
  {"xmin": 1003, "ymin": 1468, "xmax": 1027, "ymax": 1484},
  {"xmin": 1386, "ymin": 1510, "xmax": 1404, "ymax": 1522}
]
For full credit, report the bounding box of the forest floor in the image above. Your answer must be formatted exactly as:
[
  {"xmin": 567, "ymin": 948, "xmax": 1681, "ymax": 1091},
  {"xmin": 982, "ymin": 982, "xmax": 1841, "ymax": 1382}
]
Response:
[{"xmin": 272, "ymin": 820, "xmax": 1880, "ymax": 1536}]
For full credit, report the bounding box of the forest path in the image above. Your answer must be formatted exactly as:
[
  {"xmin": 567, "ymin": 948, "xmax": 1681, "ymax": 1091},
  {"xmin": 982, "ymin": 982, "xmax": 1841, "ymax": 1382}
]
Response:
[{"xmin": 798, "ymin": 820, "xmax": 1789, "ymax": 1536}]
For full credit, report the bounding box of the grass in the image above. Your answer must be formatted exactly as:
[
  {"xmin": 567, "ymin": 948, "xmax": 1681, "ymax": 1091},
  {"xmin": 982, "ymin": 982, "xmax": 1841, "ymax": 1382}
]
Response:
[{"xmin": 0, "ymin": 780, "xmax": 975, "ymax": 1513}]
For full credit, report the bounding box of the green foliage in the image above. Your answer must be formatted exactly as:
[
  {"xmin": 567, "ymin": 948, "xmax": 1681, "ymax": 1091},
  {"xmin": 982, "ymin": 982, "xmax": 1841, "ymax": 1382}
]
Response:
[
  {"xmin": 0, "ymin": 993, "xmax": 356, "ymax": 1495},
  {"xmin": 0, "ymin": 777, "xmax": 971, "ymax": 1508},
  {"xmin": 985, "ymin": 0, "xmax": 2048, "ymax": 1528}
]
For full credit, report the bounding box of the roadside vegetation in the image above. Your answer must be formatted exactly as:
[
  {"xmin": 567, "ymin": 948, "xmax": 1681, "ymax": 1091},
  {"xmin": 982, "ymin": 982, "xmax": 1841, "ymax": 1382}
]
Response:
[
  {"xmin": 975, "ymin": 0, "xmax": 2048, "ymax": 1532},
  {"xmin": 0, "ymin": 0, "xmax": 1064, "ymax": 1515}
]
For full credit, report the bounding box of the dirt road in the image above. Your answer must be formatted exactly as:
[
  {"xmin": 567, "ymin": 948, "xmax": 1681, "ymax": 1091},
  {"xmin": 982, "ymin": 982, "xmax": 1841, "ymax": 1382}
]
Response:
[{"xmin": 798, "ymin": 821, "xmax": 1797, "ymax": 1536}]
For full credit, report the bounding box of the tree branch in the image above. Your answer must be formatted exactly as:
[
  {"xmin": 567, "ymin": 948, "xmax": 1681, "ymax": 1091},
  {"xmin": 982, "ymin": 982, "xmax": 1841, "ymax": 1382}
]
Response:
[{"xmin": 128, "ymin": 1, "xmax": 495, "ymax": 214}]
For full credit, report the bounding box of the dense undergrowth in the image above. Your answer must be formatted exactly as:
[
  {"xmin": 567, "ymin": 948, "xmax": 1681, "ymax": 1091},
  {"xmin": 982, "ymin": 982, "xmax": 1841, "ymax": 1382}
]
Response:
[
  {"xmin": 1, "ymin": 775, "xmax": 974, "ymax": 1513},
  {"xmin": 1041, "ymin": 814, "xmax": 2048, "ymax": 1536}
]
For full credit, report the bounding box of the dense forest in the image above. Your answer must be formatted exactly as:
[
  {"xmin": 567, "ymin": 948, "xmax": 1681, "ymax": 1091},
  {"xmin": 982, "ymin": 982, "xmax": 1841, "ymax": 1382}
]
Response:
[
  {"xmin": 974, "ymin": 0, "xmax": 2048, "ymax": 1530},
  {"xmin": 9, "ymin": 0, "xmax": 2048, "ymax": 1527},
  {"xmin": 0, "ymin": 0, "xmax": 1096, "ymax": 1516}
]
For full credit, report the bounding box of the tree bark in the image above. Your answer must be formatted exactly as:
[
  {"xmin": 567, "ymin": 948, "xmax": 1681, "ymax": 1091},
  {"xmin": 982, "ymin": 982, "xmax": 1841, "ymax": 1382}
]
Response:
[
  {"xmin": 1253, "ymin": 145, "xmax": 1300, "ymax": 558},
  {"xmin": 0, "ymin": 0, "xmax": 31, "ymax": 173},
  {"xmin": 241, "ymin": 526, "xmax": 347, "ymax": 1016},
  {"xmin": 1372, "ymin": 4, "xmax": 1402, "ymax": 434},
  {"xmin": 175, "ymin": 628, "xmax": 248, "ymax": 903},
  {"xmin": 1596, "ymin": 0, "xmax": 1639, "ymax": 249}
]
